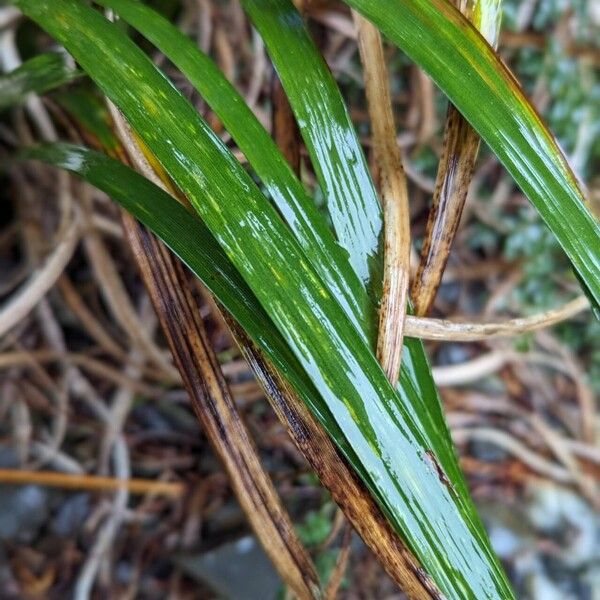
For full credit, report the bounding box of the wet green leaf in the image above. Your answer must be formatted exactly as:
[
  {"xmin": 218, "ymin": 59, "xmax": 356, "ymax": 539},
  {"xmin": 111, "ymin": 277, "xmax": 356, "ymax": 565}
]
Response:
[
  {"xmin": 0, "ymin": 51, "xmax": 79, "ymax": 110},
  {"xmin": 241, "ymin": 0, "xmax": 383, "ymax": 292},
  {"xmin": 20, "ymin": 142, "xmax": 510, "ymax": 599},
  {"xmin": 94, "ymin": 0, "xmax": 374, "ymax": 340},
  {"xmin": 15, "ymin": 0, "xmax": 515, "ymax": 595},
  {"xmin": 89, "ymin": 0, "xmax": 463, "ymax": 506},
  {"xmin": 345, "ymin": 0, "xmax": 600, "ymax": 308}
]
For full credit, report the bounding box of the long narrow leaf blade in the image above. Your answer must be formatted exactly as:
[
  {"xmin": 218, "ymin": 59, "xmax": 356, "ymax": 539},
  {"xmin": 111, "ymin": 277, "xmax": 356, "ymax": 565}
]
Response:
[
  {"xmin": 241, "ymin": 0, "xmax": 383, "ymax": 290},
  {"xmin": 17, "ymin": 143, "xmax": 338, "ymax": 429},
  {"xmin": 41, "ymin": 92, "xmax": 369, "ymax": 474},
  {"xmin": 94, "ymin": 0, "xmax": 374, "ymax": 341},
  {"xmin": 20, "ymin": 143, "xmax": 507, "ymax": 599},
  {"xmin": 16, "ymin": 2, "xmax": 513, "ymax": 596},
  {"xmin": 345, "ymin": 0, "xmax": 600, "ymax": 307},
  {"xmin": 236, "ymin": 0, "xmax": 466, "ymax": 488},
  {"xmin": 20, "ymin": 142, "xmax": 434, "ymax": 595},
  {"xmin": 89, "ymin": 0, "xmax": 463, "ymax": 495}
]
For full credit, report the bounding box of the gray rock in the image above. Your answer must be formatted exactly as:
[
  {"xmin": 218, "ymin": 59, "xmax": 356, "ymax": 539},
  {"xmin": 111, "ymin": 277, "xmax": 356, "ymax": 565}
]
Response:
[
  {"xmin": 0, "ymin": 485, "xmax": 49, "ymax": 542},
  {"xmin": 489, "ymin": 525, "xmax": 521, "ymax": 559},
  {"xmin": 177, "ymin": 535, "xmax": 281, "ymax": 600},
  {"xmin": 50, "ymin": 492, "xmax": 90, "ymax": 537}
]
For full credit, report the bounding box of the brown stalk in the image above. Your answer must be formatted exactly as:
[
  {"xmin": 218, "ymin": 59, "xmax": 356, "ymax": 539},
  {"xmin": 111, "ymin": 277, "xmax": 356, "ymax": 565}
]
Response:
[
  {"xmin": 108, "ymin": 110, "xmax": 321, "ymax": 599},
  {"xmin": 411, "ymin": 105, "xmax": 480, "ymax": 316},
  {"xmin": 404, "ymin": 295, "xmax": 589, "ymax": 341},
  {"xmin": 121, "ymin": 220, "xmax": 321, "ymax": 599},
  {"xmin": 353, "ymin": 12, "xmax": 411, "ymax": 386},
  {"xmin": 224, "ymin": 317, "xmax": 444, "ymax": 600},
  {"xmin": 0, "ymin": 469, "xmax": 183, "ymax": 496},
  {"xmin": 411, "ymin": 1, "xmax": 494, "ymax": 317},
  {"xmin": 271, "ymin": 70, "xmax": 301, "ymax": 174}
]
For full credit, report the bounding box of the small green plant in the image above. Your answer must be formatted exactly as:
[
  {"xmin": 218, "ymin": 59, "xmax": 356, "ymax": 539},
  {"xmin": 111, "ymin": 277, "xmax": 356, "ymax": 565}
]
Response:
[{"xmin": 3, "ymin": 0, "xmax": 599, "ymax": 597}]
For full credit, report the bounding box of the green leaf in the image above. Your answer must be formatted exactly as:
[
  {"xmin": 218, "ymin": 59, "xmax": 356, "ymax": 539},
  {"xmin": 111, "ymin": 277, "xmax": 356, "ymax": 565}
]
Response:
[
  {"xmin": 20, "ymin": 142, "xmax": 506, "ymax": 599},
  {"xmin": 16, "ymin": 142, "xmax": 340, "ymax": 434},
  {"xmin": 91, "ymin": 0, "xmax": 462, "ymax": 499},
  {"xmin": 16, "ymin": 1, "xmax": 512, "ymax": 595},
  {"xmin": 0, "ymin": 51, "xmax": 80, "ymax": 110},
  {"xmin": 94, "ymin": 0, "xmax": 374, "ymax": 341},
  {"xmin": 43, "ymin": 86, "xmax": 373, "ymax": 486},
  {"xmin": 345, "ymin": 0, "xmax": 600, "ymax": 308},
  {"xmin": 18, "ymin": 142, "xmax": 381, "ymax": 529},
  {"xmin": 235, "ymin": 0, "xmax": 464, "ymax": 491},
  {"xmin": 241, "ymin": 0, "xmax": 383, "ymax": 292}
]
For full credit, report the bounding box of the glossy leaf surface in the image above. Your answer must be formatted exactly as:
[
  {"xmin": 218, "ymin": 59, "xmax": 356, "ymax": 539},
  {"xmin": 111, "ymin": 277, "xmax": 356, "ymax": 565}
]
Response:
[
  {"xmin": 68, "ymin": 0, "xmax": 461, "ymax": 512},
  {"xmin": 95, "ymin": 0, "xmax": 373, "ymax": 340},
  {"xmin": 0, "ymin": 52, "xmax": 79, "ymax": 110},
  {"xmin": 45, "ymin": 89, "xmax": 366, "ymax": 466},
  {"xmin": 92, "ymin": 0, "xmax": 462, "ymax": 498},
  {"xmin": 16, "ymin": 1, "xmax": 512, "ymax": 595},
  {"xmin": 345, "ymin": 0, "xmax": 600, "ymax": 307},
  {"xmin": 18, "ymin": 143, "xmax": 341, "ymax": 427},
  {"xmin": 84, "ymin": 3, "xmax": 473, "ymax": 550},
  {"xmin": 235, "ymin": 0, "xmax": 463, "ymax": 487},
  {"xmin": 241, "ymin": 0, "xmax": 383, "ymax": 291},
  {"xmin": 20, "ymin": 142, "xmax": 506, "ymax": 600}
]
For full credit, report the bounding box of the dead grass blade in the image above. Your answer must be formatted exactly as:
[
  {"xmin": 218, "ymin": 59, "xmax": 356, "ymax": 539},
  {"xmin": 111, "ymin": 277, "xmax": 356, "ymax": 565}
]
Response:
[
  {"xmin": 411, "ymin": 0, "xmax": 500, "ymax": 316},
  {"xmin": 353, "ymin": 11, "xmax": 410, "ymax": 385},
  {"xmin": 0, "ymin": 469, "xmax": 183, "ymax": 496}
]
